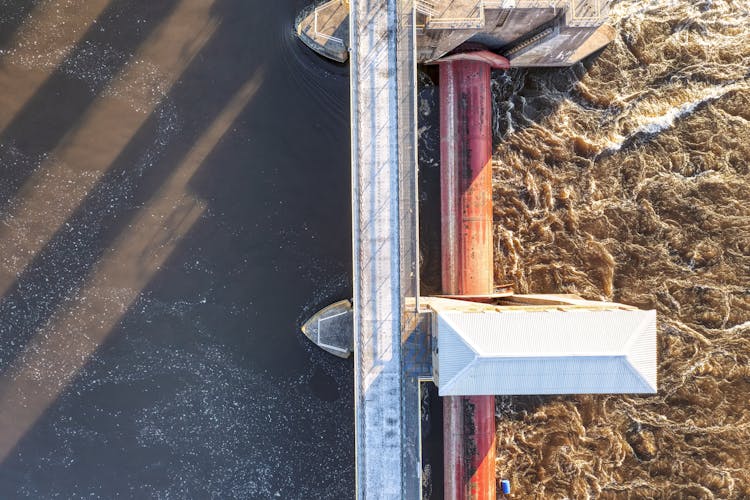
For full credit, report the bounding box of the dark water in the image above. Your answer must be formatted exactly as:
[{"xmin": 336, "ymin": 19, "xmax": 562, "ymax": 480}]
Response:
[
  {"xmin": 0, "ymin": 0, "xmax": 355, "ymax": 497},
  {"xmin": 485, "ymin": 1, "xmax": 750, "ymax": 498}
]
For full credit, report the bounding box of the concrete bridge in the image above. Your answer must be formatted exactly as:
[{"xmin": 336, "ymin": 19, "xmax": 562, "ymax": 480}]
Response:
[{"xmin": 348, "ymin": 0, "xmax": 423, "ymax": 497}]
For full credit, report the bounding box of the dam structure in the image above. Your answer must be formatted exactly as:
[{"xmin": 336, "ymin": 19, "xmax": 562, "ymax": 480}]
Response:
[
  {"xmin": 296, "ymin": 1, "xmax": 657, "ymax": 499},
  {"xmin": 296, "ymin": 0, "xmax": 615, "ymax": 66}
]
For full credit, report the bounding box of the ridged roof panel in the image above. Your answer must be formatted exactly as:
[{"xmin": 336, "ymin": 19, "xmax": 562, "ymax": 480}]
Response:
[{"xmin": 436, "ymin": 308, "xmax": 657, "ymax": 396}]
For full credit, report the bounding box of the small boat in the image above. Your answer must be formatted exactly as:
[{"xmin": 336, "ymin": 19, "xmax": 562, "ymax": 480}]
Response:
[{"xmin": 301, "ymin": 299, "xmax": 353, "ymax": 358}]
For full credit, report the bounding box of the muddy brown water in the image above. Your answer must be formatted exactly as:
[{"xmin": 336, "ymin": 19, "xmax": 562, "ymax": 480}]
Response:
[{"xmin": 485, "ymin": 1, "xmax": 750, "ymax": 498}]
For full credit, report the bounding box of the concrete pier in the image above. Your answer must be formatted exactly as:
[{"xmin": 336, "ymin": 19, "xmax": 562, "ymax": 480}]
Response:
[
  {"xmin": 296, "ymin": 0, "xmax": 349, "ymax": 62},
  {"xmin": 298, "ymin": 0, "xmax": 615, "ymax": 66}
]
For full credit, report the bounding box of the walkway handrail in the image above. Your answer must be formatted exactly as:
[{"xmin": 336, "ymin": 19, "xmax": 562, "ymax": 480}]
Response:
[
  {"xmin": 481, "ymin": 0, "xmax": 608, "ymax": 26},
  {"xmin": 568, "ymin": 0, "xmax": 607, "ymax": 27},
  {"xmin": 314, "ymin": 0, "xmax": 345, "ymax": 44}
]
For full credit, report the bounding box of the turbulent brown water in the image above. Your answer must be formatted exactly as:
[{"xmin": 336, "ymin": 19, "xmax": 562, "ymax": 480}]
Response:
[{"xmin": 489, "ymin": 1, "xmax": 750, "ymax": 497}]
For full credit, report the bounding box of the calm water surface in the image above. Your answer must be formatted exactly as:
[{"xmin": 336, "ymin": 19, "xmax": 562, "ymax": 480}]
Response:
[{"xmin": 0, "ymin": 1, "xmax": 354, "ymax": 497}]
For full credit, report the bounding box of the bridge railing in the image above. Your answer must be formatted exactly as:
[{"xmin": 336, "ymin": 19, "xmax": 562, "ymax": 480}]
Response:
[
  {"xmin": 482, "ymin": 0, "xmax": 569, "ymax": 9},
  {"xmin": 396, "ymin": 0, "xmax": 420, "ymax": 314},
  {"xmin": 313, "ymin": 0, "xmax": 346, "ymax": 44},
  {"xmin": 568, "ymin": 0, "xmax": 610, "ymax": 27},
  {"xmin": 423, "ymin": 9, "xmax": 485, "ymax": 29},
  {"xmin": 481, "ymin": 0, "xmax": 610, "ymax": 27},
  {"xmin": 416, "ymin": 0, "xmax": 437, "ymax": 16}
]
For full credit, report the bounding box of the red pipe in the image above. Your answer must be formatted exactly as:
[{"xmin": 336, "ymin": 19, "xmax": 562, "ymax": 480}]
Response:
[
  {"xmin": 439, "ymin": 59, "xmax": 494, "ymax": 296},
  {"xmin": 439, "ymin": 56, "xmax": 505, "ymax": 500},
  {"xmin": 443, "ymin": 395, "xmax": 465, "ymax": 499}
]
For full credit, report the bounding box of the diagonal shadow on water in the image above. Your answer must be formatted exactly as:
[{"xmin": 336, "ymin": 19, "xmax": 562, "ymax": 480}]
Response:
[{"xmin": 0, "ymin": 1, "xmax": 354, "ymax": 497}]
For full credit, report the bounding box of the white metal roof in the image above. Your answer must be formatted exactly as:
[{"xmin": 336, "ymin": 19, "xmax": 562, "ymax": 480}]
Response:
[{"xmin": 432, "ymin": 301, "xmax": 657, "ymax": 396}]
